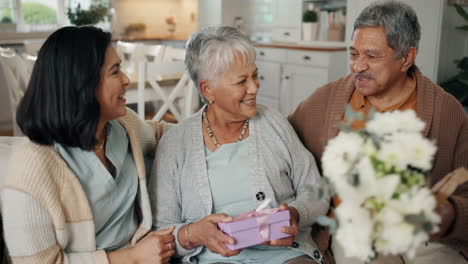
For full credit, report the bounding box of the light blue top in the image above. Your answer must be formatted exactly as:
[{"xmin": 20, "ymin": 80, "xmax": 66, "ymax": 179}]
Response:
[
  {"xmin": 54, "ymin": 120, "xmax": 139, "ymax": 251},
  {"xmin": 196, "ymin": 138, "xmax": 305, "ymax": 264}
]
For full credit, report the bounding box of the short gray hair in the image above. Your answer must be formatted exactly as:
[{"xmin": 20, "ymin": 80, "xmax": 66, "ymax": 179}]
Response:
[
  {"xmin": 185, "ymin": 26, "xmax": 256, "ymax": 102},
  {"xmin": 353, "ymin": 0, "xmax": 420, "ymax": 59}
]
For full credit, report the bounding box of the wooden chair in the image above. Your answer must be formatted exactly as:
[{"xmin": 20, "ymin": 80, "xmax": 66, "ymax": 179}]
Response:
[
  {"xmin": 137, "ymin": 60, "xmax": 198, "ymax": 121},
  {"xmin": 162, "ymin": 46, "xmax": 185, "ymax": 62},
  {"xmin": 115, "ymin": 41, "xmax": 145, "ymax": 82},
  {"xmin": 121, "ymin": 43, "xmax": 168, "ymax": 117}
]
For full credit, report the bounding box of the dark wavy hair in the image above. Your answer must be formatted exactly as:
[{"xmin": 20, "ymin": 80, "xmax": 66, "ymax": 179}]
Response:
[{"xmin": 16, "ymin": 26, "xmax": 112, "ymax": 150}]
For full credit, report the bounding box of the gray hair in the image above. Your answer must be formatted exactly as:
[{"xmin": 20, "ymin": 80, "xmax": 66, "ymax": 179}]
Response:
[
  {"xmin": 353, "ymin": 0, "xmax": 420, "ymax": 59},
  {"xmin": 185, "ymin": 25, "xmax": 256, "ymax": 102}
]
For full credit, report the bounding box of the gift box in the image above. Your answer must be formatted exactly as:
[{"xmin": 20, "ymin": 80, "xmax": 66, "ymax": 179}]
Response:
[{"xmin": 218, "ymin": 210, "xmax": 291, "ymax": 250}]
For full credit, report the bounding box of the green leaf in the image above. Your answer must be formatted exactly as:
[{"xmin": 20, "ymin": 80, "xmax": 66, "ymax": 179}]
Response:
[
  {"xmin": 455, "ymin": 4, "xmax": 468, "ymax": 22},
  {"xmin": 456, "ymin": 25, "xmax": 468, "ymax": 31},
  {"xmin": 316, "ymin": 216, "xmax": 337, "ymax": 233},
  {"xmin": 347, "ymin": 173, "xmax": 360, "ymax": 186},
  {"xmin": 456, "ymin": 57, "xmax": 468, "ymax": 71},
  {"xmin": 303, "ymin": 10, "xmax": 318, "ymax": 23},
  {"xmin": 345, "ymin": 104, "xmax": 356, "ymax": 121}
]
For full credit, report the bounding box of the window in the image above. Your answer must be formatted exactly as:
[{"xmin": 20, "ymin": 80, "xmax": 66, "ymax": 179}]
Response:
[
  {"xmin": 0, "ymin": 0, "xmax": 109, "ymax": 33},
  {"xmin": 0, "ymin": 0, "xmax": 15, "ymax": 31},
  {"xmin": 20, "ymin": 0, "xmax": 61, "ymax": 32}
]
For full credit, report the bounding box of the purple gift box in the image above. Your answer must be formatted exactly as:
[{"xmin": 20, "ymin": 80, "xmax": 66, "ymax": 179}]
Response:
[{"xmin": 218, "ymin": 210, "xmax": 291, "ymax": 250}]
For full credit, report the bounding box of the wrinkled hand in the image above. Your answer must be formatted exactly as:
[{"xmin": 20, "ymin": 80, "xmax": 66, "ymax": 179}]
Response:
[
  {"xmin": 131, "ymin": 226, "xmax": 176, "ymax": 264},
  {"xmin": 190, "ymin": 213, "xmax": 241, "ymax": 257},
  {"xmin": 430, "ymin": 198, "xmax": 455, "ymax": 241},
  {"xmin": 268, "ymin": 203, "xmax": 299, "ymax": 247}
]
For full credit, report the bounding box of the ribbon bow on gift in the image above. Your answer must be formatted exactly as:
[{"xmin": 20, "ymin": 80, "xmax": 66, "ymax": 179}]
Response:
[{"xmin": 234, "ymin": 198, "xmax": 281, "ymax": 242}]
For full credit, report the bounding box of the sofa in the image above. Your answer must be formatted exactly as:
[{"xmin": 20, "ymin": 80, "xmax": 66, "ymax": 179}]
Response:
[{"xmin": 0, "ymin": 136, "xmax": 28, "ymax": 264}]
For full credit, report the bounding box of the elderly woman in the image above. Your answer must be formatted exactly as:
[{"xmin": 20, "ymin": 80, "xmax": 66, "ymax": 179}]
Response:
[
  {"xmin": 2, "ymin": 26, "xmax": 175, "ymax": 264},
  {"xmin": 148, "ymin": 26, "xmax": 329, "ymax": 264}
]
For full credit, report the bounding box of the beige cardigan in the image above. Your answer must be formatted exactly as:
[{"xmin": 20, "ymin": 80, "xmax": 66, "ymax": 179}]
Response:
[
  {"xmin": 2, "ymin": 109, "xmax": 165, "ymax": 264},
  {"xmin": 289, "ymin": 67, "xmax": 468, "ymax": 259}
]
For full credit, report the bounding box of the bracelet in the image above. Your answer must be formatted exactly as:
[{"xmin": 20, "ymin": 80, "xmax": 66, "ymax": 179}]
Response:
[{"xmin": 184, "ymin": 223, "xmax": 194, "ymax": 250}]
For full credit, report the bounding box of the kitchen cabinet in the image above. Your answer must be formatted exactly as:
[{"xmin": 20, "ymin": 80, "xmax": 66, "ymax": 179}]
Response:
[
  {"xmin": 255, "ymin": 46, "xmax": 346, "ymax": 115},
  {"xmin": 271, "ymin": 0, "xmax": 302, "ymax": 42}
]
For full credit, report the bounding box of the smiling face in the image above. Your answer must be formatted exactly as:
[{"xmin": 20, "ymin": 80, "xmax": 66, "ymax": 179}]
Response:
[
  {"xmin": 203, "ymin": 54, "xmax": 260, "ymax": 122},
  {"xmin": 350, "ymin": 26, "xmax": 407, "ymax": 97},
  {"xmin": 96, "ymin": 45, "xmax": 129, "ymax": 122}
]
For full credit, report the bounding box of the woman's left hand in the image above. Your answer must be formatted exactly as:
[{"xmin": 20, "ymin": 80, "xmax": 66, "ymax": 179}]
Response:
[{"xmin": 268, "ymin": 203, "xmax": 299, "ymax": 247}]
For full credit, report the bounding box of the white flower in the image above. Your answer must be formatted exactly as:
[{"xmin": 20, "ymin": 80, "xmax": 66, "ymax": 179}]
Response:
[
  {"xmin": 362, "ymin": 138, "xmax": 377, "ymax": 156},
  {"xmin": 321, "ymin": 109, "xmax": 438, "ymax": 261},
  {"xmin": 394, "ymin": 110, "xmax": 426, "ymax": 133},
  {"xmin": 377, "ymin": 138, "xmax": 410, "ymax": 170},
  {"xmin": 335, "ymin": 202, "xmax": 375, "ymax": 261},
  {"xmin": 397, "ymin": 133, "xmax": 436, "ymax": 171},
  {"xmin": 375, "ymin": 217, "xmax": 416, "ymax": 256},
  {"xmin": 355, "ymin": 157, "xmax": 399, "ymax": 202},
  {"xmin": 367, "ymin": 112, "xmax": 400, "ymax": 136},
  {"xmin": 396, "ymin": 187, "xmax": 441, "ymax": 225},
  {"xmin": 367, "ymin": 110, "xmax": 425, "ymax": 136},
  {"xmin": 322, "ymin": 132, "xmax": 364, "ymax": 182},
  {"xmin": 374, "ymin": 187, "xmax": 440, "ymax": 257}
]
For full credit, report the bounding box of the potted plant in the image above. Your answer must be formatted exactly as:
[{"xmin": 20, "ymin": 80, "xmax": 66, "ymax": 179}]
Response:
[
  {"xmin": 0, "ymin": 8, "xmax": 16, "ymax": 32},
  {"xmin": 67, "ymin": 3, "xmax": 110, "ymax": 26},
  {"xmin": 440, "ymin": 4, "xmax": 468, "ymax": 113},
  {"xmin": 302, "ymin": 4, "xmax": 319, "ymax": 42}
]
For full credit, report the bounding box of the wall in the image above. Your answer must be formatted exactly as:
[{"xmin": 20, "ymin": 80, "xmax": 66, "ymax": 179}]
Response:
[
  {"xmin": 198, "ymin": 0, "xmax": 221, "ymax": 29},
  {"xmin": 438, "ymin": 4, "xmax": 468, "ymax": 83},
  {"xmin": 112, "ymin": 0, "xmax": 198, "ymax": 40}
]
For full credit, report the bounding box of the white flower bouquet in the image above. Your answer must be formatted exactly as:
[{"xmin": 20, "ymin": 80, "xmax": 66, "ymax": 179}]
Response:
[{"xmin": 320, "ymin": 108, "xmax": 440, "ymax": 262}]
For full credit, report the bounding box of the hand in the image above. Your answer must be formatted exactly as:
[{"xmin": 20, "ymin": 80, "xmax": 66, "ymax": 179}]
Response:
[
  {"xmin": 430, "ymin": 198, "xmax": 455, "ymax": 241},
  {"xmin": 131, "ymin": 226, "xmax": 176, "ymax": 264},
  {"xmin": 268, "ymin": 203, "xmax": 299, "ymax": 247},
  {"xmin": 189, "ymin": 214, "xmax": 241, "ymax": 257}
]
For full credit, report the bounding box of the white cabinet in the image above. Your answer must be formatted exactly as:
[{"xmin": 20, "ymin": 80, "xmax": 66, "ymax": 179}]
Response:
[
  {"xmin": 271, "ymin": 0, "xmax": 302, "ymax": 42},
  {"xmin": 255, "ymin": 47, "xmax": 285, "ymax": 111},
  {"xmin": 257, "ymin": 61, "xmax": 281, "ymax": 99},
  {"xmin": 255, "ymin": 46, "xmax": 346, "ymax": 115},
  {"xmin": 281, "ymin": 64, "xmax": 329, "ymax": 115}
]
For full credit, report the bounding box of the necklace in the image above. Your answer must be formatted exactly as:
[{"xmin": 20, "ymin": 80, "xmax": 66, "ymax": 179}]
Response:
[
  {"xmin": 94, "ymin": 131, "xmax": 106, "ymax": 153},
  {"xmin": 202, "ymin": 108, "xmax": 249, "ymax": 149}
]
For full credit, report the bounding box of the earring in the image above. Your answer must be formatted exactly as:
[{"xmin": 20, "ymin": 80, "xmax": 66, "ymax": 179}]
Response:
[{"xmin": 208, "ymin": 99, "xmax": 215, "ymax": 104}]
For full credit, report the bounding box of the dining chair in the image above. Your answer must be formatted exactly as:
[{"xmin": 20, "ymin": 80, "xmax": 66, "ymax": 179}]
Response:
[
  {"xmin": 162, "ymin": 46, "xmax": 186, "ymax": 62},
  {"xmin": 137, "ymin": 60, "xmax": 198, "ymax": 121},
  {"xmin": 122, "ymin": 43, "xmax": 168, "ymax": 116},
  {"xmin": 142, "ymin": 44, "xmax": 166, "ymax": 63},
  {"xmin": 115, "ymin": 41, "xmax": 144, "ymax": 82}
]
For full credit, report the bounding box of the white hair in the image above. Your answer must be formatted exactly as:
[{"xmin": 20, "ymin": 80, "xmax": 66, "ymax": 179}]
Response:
[{"xmin": 185, "ymin": 25, "xmax": 256, "ymax": 102}]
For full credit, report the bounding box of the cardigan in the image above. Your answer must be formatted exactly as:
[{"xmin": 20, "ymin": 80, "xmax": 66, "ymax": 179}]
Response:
[
  {"xmin": 288, "ymin": 67, "xmax": 468, "ymax": 259},
  {"xmin": 1, "ymin": 109, "xmax": 166, "ymax": 264},
  {"xmin": 149, "ymin": 105, "xmax": 329, "ymax": 264}
]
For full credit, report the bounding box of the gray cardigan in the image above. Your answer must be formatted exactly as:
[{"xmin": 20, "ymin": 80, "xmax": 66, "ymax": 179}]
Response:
[{"xmin": 148, "ymin": 105, "xmax": 329, "ymax": 263}]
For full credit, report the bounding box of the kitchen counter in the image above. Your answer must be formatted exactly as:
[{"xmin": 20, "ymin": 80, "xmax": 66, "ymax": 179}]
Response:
[
  {"xmin": 0, "ymin": 34, "xmax": 186, "ymax": 45},
  {"xmin": 112, "ymin": 35, "xmax": 187, "ymax": 42},
  {"xmin": 253, "ymin": 40, "xmax": 347, "ymax": 52}
]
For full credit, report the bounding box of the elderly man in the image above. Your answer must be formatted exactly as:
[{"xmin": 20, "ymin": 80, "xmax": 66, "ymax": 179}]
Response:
[{"xmin": 289, "ymin": 1, "xmax": 467, "ymax": 264}]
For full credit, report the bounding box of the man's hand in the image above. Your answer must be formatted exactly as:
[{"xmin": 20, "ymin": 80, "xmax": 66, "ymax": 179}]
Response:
[{"xmin": 430, "ymin": 198, "xmax": 455, "ymax": 241}]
